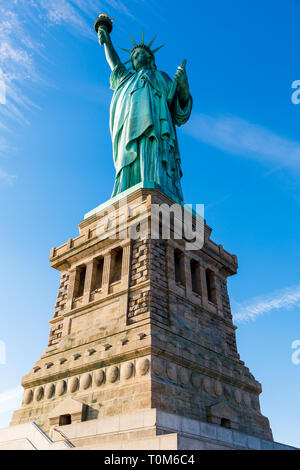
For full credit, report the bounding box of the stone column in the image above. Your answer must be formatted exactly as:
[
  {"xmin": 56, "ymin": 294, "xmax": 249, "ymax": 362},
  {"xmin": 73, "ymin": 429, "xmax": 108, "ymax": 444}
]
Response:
[
  {"xmin": 121, "ymin": 242, "xmax": 131, "ymax": 289},
  {"xmin": 214, "ymin": 274, "xmax": 224, "ymax": 317},
  {"xmin": 65, "ymin": 268, "xmax": 76, "ymax": 311},
  {"xmin": 82, "ymin": 260, "xmax": 95, "ymax": 304},
  {"xmin": 62, "ymin": 268, "xmax": 77, "ymax": 338},
  {"xmin": 195, "ymin": 260, "xmax": 202, "ymax": 296},
  {"xmin": 101, "ymin": 252, "xmax": 111, "ymax": 296},
  {"xmin": 178, "ymin": 250, "xmax": 186, "ymax": 287},
  {"xmin": 166, "ymin": 241, "xmax": 175, "ymax": 290},
  {"xmin": 184, "ymin": 254, "xmax": 192, "ymax": 298},
  {"xmin": 200, "ymin": 265, "xmax": 208, "ymax": 307},
  {"xmin": 209, "ymin": 270, "xmax": 218, "ymax": 305}
]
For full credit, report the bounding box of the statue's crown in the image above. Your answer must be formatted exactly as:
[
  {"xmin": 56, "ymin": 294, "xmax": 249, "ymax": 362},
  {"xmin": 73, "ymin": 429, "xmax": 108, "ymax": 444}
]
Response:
[
  {"xmin": 130, "ymin": 44, "xmax": 154, "ymax": 57},
  {"xmin": 121, "ymin": 32, "xmax": 164, "ymax": 65}
]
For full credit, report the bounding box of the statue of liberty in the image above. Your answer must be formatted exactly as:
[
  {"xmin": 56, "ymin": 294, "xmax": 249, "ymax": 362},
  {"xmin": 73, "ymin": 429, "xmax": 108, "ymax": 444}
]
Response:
[{"xmin": 96, "ymin": 15, "xmax": 193, "ymax": 204}]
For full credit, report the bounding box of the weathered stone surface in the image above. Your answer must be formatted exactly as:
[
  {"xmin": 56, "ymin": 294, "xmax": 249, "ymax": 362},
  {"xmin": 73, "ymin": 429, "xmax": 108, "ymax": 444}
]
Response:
[
  {"xmin": 107, "ymin": 366, "xmax": 119, "ymax": 384},
  {"xmin": 81, "ymin": 374, "xmax": 92, "ymax": 390},
  {"xmin": 94, "ymin": 370, "xmax": 105, "ymax": 386},
  {"xmin": 45, "ymin": 383, "xmax": 55, "ymax": 399},
  {"xmin": 121, "ymin": 362, "xmax": 134, "ymax": 380},
  {"xmin": 56, "ymin": 381, "xmax": 66, "ymax": 397},
  {"xmin": 34, "ymin": 387, "xmax": 44, "ymax": 402},
  {"xmin": 23, "ymin": 389, "xmax": 33, "ymax": 405},
  {"xmin": 136, "ymin": 358, "xmax": 150, "ymax": 376}
]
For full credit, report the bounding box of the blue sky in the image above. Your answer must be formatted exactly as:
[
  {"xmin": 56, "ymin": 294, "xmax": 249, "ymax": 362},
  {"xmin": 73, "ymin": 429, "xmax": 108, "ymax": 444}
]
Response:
[{"xmin": 0, "ymin": 0, "xmax": 299, "ymax": 447}]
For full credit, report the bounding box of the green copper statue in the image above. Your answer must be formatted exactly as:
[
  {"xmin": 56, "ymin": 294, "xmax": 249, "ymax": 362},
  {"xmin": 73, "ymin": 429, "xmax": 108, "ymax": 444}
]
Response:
[{"xmin": 96, "ymin": 14, "xmax": 193, "ymax": 204}]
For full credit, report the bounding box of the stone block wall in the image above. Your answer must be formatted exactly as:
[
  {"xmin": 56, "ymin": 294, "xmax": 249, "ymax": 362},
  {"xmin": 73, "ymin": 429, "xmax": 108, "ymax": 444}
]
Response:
[{"xmin": 10, "ymin": 189, "xmax": 273, "ymax": 441}]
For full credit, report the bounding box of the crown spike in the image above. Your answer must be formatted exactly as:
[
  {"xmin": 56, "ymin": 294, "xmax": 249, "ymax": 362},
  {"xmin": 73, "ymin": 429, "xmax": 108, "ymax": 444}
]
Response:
[
  {"xmin": 123, "ymin": 59, "xmax": 131, "ymax": 65},
  {"xmin": 141, "ymin": 30, "xmax": 145, "ymax": 45},
  {"xmin": 151, "ymin": 44, "xmax": 165, "ymax": 54},
  {"xmin": 128, "ymin": 34, "xmax": 137, "ymax": 46},
  {"xmin": 148, "ymin": 34, "xmax": 157, "ymax": 48},
  {"xmin": 121, "ymin": 48, "xmax": 132, "ymax": 53}
]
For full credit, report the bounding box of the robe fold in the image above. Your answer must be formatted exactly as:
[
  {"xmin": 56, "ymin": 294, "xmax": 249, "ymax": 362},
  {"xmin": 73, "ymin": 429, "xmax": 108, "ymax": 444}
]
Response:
[{"xmin": 110, "ymin": 63, "xmax": 192, "ymax": 203}]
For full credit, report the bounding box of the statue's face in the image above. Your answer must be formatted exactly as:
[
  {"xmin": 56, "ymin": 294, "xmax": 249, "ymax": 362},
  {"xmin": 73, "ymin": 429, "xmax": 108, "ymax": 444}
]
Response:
[{"xmin": 131, "ymin": 47, "xmax": 153, "ymax": 71}]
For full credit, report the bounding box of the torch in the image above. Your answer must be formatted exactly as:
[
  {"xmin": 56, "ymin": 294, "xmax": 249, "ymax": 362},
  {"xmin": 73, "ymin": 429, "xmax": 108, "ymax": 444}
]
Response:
[{"xmin": 94, "ymin": 14, "xmax": 114, "ymax": 45}]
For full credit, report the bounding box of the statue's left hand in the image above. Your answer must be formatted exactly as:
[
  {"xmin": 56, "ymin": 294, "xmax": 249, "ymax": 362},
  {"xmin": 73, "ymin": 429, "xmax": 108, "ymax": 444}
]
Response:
[{"xmin": 174, "ymin": 66, "xmax": 189, "ymax": 94}]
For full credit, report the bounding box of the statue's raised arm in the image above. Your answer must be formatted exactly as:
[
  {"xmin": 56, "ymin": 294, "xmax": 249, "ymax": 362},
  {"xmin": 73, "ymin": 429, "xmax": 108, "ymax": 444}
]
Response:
[
  {"xmin": 95, "ymin": 15, "xmax": 121, "ymax": 71},
  {"xmin": 95, "ymin": 14, "xmax": 193, "ymax": 204}
]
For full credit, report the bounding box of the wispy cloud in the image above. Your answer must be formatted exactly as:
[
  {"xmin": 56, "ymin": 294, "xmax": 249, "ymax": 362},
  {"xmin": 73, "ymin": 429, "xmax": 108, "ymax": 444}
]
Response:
[
  {"xmin": 0, "ymin": 7, "xmax": 38, "ymax": 125},
  {"xmin": 0, "ymin": 1, "xmax": 92, "ymax": 125},
  {"xmin": 28, "ymin": 0, "xmax": 92, "ymax": 36},
  {"xmin": 0, "ymin": 387, "xmax": 23, "ymax": 415},
  {"xmin": 232, "ymin": 284, "xmax": 300, "ymax": 323},
  {"xmin": 0, "ymin": 168, "xmax": 16, "ymax": 185},
  {"xmin": 205, "ymin": 194, "xmax": 231, "ymax": 210},
  {"xmin": 184, "ymin": 113, "xmax": 300, "ymax": 172},
  {"xmin": 104, "ymin": 0, "xmax": 135, "ymax": 18},
  {"xmin": 0, "ymin": 0, "xmax": 136, "ymax": 182}
]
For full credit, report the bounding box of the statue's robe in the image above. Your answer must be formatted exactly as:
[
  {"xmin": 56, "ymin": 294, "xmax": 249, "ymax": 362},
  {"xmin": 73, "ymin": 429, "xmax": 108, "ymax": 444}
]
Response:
[{"xmin": 110, "ymin": 64, "xmax": 193, "ymax": 203}]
